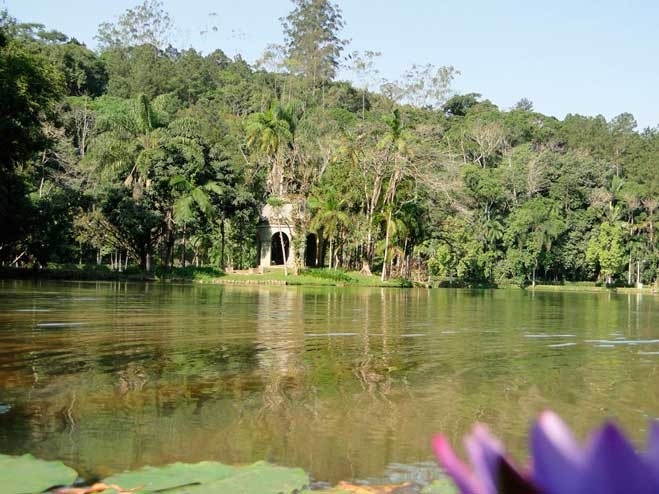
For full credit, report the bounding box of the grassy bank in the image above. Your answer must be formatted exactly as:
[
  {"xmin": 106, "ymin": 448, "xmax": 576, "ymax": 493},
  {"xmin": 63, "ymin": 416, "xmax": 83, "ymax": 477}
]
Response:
[
  {"xmin": 519, "ymin": 282, "xmax": 659, "ymax": 295},
  {"xmin": 103, "ymin": 264, "xmax": 413, "ymax": 287}
]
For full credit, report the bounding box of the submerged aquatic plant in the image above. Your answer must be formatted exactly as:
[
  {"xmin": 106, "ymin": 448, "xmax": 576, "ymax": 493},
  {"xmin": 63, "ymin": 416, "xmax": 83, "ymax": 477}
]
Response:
[{"xmin": 433, "ymin": 411, "xmax": 659, "ymax": 494}]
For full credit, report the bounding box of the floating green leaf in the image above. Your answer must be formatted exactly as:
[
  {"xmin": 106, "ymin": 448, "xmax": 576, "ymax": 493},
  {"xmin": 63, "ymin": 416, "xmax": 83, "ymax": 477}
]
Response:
[
  {"xmin": 103, "ymin": 460, "xmax": 309, "ymax": 494},
  {"xmin": 103, "ymin": 461, "xmax": 236, "ymax": 493},
  {"xmin": 0, "ymin": 453, "xmax": 78, "ymax": 494}
]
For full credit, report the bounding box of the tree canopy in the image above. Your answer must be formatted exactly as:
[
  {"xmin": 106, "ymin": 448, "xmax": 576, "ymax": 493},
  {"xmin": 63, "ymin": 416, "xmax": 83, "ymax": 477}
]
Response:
[{"xmin": 1, "ymin": 1, "xmax": 657, "ymax": 287}]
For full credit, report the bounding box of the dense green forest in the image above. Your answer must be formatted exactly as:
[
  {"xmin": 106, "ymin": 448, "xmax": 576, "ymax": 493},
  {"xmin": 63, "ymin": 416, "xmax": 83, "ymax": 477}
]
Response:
[{"xmin": 1, "ymin": 0, "xmax": 658, "ymax": 286}]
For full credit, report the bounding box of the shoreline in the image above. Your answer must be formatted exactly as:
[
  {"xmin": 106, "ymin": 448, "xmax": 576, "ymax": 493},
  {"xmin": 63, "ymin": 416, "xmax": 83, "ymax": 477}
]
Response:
[{"xmin": 1, "ymin": 267, "xmax": 657, "ymax": 294}]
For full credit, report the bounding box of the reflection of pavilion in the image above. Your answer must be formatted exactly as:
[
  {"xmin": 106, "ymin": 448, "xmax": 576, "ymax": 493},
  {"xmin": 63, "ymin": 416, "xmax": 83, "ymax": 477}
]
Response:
[{"xmin": 256, "ymin": 202, "xmax": 321, "ymax": 268}]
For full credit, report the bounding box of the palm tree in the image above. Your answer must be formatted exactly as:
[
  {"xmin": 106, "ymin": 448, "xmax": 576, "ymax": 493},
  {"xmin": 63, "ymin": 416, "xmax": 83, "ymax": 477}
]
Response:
[
  {"xmin": 484, "ymin": 218, "xmax": 504, "ymax": 250},
  {"xmin": 529, "ymin": 209, "xmax": 565, "ymax": 287},
  {"xmin": 87, "ymin": 94, "xmax": 161, "ymax": 199},
  {"xmin": 169, "ymin": 175, "xmax": 223, "ymax": 267},
  {"xmin": 245, "ymin": 104, "xmax": 295, "ymax": 195},
  {"xmin": 309, "ymin": 189, "xmax": 350, "ymax": 269}
]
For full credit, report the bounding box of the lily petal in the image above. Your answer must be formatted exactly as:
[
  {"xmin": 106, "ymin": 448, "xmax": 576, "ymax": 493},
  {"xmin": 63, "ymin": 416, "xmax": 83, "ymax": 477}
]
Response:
[
  {"xmin": 464, "ymin": 426, "xmax": 504, "ymax": 494},
  {"xmin": 578, "ymin": 422, "xmax": 659, "ymax": 494},
  {"xmin": 647, "ymin": 421, "xmax": 659, "ymax": 484},
  {"xmin": 531, "ymin": 410, "xmax": 584, "ymax": 494},
  {"xmin": 433, "ymin": 434, "xmax": 482, "ymax": 494}
]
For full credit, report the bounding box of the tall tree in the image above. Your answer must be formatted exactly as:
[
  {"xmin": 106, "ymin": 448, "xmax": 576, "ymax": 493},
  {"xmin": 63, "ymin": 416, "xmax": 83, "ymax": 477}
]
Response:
[
  {"xmin": 281, "ymin": 0, "xmax": 347, "ymax": 84},
  {"xmin": 96, "ymin": 0, "xmax": 174, "ymax": 50}
]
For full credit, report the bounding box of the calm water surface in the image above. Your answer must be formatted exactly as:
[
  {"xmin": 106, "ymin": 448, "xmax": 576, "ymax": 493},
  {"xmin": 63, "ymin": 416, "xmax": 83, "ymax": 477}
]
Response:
[{"xmin": 0, "ymin": 280, "xmax": 658, "ymax": 483}]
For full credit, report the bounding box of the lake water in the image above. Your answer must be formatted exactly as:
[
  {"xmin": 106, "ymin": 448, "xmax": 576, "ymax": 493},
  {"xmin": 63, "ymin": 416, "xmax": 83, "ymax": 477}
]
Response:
[{"xmin": 0, "ymin": 280, "xmax": 658, "ymax": 484}]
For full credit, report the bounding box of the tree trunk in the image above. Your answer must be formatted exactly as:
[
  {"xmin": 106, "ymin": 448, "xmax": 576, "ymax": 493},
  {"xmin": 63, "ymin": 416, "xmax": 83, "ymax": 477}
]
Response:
[
  {"xmin": 164, "ymin": 210, "xmax": 174, "ymax": 270},
  {"xmin": 381, "ymin": 210, "xmax": 392, "ymax": 282},
  {"xmin": 240, "ymin": 236, "xmax": 244, "ymax": 269},
  {"xmin": 220, "ymin": 219, "xmax": 226, "ymax": 270},
  {"xmin": 360, "ymin": 260, "xmax": 372, "ymax": 276},
  {"xmin": 329, "ymin": 237, "xmax": 334, "ymax": 270},
  {"xmin": 181, "ymin": 226, "xmax": 187, "ymax": 268}
]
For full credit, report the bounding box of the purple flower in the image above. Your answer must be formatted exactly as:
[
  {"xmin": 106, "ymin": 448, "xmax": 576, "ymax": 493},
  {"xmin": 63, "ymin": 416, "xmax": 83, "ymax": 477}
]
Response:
[{"xmin": 433, "ymin": 411, "xmax": 659, "ymax": 494}]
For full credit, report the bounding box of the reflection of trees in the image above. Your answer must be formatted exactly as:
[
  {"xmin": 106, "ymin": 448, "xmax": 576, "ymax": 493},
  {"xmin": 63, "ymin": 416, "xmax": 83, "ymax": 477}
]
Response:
[{"xmin": 254, "ymin": 287, "xmax": 308, "ymax": 413}]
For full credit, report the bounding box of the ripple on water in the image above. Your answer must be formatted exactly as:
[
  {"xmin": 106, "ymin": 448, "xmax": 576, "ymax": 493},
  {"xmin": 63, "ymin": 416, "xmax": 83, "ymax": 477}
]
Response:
[
  {"xmin": 36, "ymin": 322, "xmax": 87, "ymax": 328},
  {"xmin": 547, "ymin": 342, "xmax": 577, "ymax": 348},
  {"xmin": 306, "ymin": 332, "xmax": 358, "ymax": 337},
  {"xmin": 525, "ymin": 334, "xmax": 576, "ymax": 338},
  {"xmin": 586, "ymin": 339, "xmax": 659, "ymax": 345}
]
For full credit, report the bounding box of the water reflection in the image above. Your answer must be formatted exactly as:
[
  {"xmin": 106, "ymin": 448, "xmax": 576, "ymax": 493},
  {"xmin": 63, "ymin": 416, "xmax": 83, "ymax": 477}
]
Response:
[{"xmin": 0, "ymin": 280, "xmax": 658, "ymax": 483}]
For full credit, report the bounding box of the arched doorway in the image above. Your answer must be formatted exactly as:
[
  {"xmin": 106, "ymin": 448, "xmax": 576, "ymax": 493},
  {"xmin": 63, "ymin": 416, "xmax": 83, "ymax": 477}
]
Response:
[
  {"xmin": 305, "ymin": 233, "xmax": 318, "ymax": 267},
  {"xmin": 271, "ymin": 232, "xmax": 290, "ymax": 265}
]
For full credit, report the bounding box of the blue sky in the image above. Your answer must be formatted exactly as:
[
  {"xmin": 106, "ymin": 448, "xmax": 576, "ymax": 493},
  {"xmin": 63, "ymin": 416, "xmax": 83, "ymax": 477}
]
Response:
[{"xmin": 4, "ymin": 0, "xmax": 658, "ymax": 129}]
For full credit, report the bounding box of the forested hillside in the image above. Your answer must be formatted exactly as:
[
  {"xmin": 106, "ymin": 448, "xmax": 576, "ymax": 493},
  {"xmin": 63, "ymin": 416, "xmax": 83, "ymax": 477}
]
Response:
[{"xmin": 1, "ymin": 0, "xmax": 657, "ymax": 286}]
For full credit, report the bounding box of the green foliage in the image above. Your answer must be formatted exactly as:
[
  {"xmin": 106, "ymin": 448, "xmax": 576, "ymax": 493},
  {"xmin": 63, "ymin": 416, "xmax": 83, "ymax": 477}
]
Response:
[
  {"xmin": 48, "ymin": 40, "xmax": 108, "ymax": 96},
  {"xmin": 586, "ymin": 222, "xmax": 627, "ymax": 284},
  {"xmin": 301, "ymin": 267, "xmax": 353, "ymax": 282},
  {"xmin": 0, "ymin": 27, "xmax": 63, "ymax": 169},
  {"xmin": 99, "ymin": 186, "xmax": 163, "ymax": 269},
  {"xmin": 442, "ymin": 92, "xmax": 482, "ymax": 116}
]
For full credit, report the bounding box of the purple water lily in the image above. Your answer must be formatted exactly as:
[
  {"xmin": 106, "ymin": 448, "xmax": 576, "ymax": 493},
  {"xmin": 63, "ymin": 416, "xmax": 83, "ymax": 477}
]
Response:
[{"xmin": 433, "ymin": 411, "xmax": 659, "ymax": 494}]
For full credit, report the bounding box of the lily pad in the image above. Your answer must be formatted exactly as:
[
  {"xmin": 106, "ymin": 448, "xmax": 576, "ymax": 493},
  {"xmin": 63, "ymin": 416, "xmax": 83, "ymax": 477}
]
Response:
[
  {"xmin": 103, "ymin": 461, "xmax": 237, "ymax": 493},
  {"xmin": 184, "ymin": 461, "xmax": 308, "ymax": 494},
  {"xmin": 0, "ymin": 453, "xmax": 78, "ymax": 494},
  {"xmin": 103, "ymin": 460, "xmax": 309, "ymax": 494}
]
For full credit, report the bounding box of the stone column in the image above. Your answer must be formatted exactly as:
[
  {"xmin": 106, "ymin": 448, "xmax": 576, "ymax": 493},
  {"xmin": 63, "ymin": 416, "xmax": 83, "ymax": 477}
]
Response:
[{"xmin": 257, "ymin": 225, "xmax": 273, "ymax": 268}]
